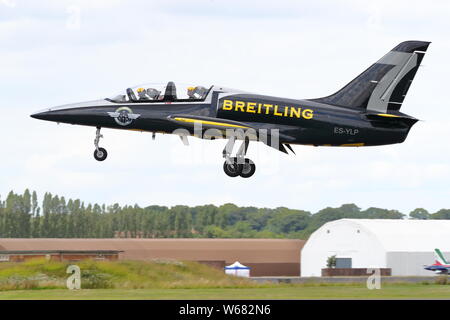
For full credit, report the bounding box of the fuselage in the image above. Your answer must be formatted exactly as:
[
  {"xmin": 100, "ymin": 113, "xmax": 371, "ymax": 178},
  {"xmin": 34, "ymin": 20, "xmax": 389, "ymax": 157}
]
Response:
[
  {"xmin": 31, "ymin": 85, "xmax": 417, "ymax": 147},
  {"xmin": 30, "ymin": 40, "xmax": 430, "ymax": 177},
  {"xmin": 424, "ymin": 264, "xmax": 450, "ymax": 274}
]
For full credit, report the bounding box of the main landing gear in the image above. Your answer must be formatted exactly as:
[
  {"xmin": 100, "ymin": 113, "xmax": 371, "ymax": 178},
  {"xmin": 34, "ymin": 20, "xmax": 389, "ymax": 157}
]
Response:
[
  {"xmin": 93, "ymin": 127, "xmax": 108, "ymax": 161},
  {"xmin": 222, "ymin": 136, "xmax": 256, "ymax": 178},
  {"xmin": 90, "ymin": 127, "xmax": 256, "ymax": 177}
]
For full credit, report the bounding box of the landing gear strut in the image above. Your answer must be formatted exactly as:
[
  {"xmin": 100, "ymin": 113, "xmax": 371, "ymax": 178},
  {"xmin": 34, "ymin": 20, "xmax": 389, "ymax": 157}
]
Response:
[
  {"xmin": 222, "ymin": 136, "xmax": 256, "ymax": 178},
  {"xmin": 93, "ymin": 127, "xmax": 108, "ymax": 161}
]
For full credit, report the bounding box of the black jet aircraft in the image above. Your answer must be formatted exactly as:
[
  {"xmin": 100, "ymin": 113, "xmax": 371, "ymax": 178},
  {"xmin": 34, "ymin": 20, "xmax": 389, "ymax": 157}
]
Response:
[{"xmin": 31, "ymin": 40, "xmax": 430, "ymax": 178}]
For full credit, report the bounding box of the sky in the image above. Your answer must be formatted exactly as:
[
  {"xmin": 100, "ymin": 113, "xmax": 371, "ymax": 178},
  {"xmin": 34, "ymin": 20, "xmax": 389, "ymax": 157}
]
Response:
[{"xmin": 0, "ymin": 0, "xmax": 449, "ymax": 214}]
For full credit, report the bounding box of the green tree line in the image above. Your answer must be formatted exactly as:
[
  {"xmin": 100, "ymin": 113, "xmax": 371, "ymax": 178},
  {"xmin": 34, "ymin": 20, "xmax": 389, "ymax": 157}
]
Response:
[{"xmin": 0, "ymin": 190, "xmax": 449, "ymax": 239}]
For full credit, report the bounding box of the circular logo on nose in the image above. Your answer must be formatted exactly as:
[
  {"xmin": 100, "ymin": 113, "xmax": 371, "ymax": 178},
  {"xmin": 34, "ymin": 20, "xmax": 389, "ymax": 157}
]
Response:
[{"xmin": 107, "ymin": 107, "xmax": 141, "ymax": 126}]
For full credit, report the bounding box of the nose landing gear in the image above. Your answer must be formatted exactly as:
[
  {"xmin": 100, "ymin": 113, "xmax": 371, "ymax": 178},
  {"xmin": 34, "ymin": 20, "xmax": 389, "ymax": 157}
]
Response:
[
  {"xmin": 222, "ymin": 136, "xmax": 256, "ymax": 178},
  {"xmin": 93, "ymin": 127, "xmax": 108, "ymax": 161}
]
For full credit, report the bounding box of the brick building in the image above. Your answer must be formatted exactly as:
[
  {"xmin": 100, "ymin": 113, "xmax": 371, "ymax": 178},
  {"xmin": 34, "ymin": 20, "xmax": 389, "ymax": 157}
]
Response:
[{"xmin": 0, "ymin": 238, "xmax": 305, "ymax": 276}]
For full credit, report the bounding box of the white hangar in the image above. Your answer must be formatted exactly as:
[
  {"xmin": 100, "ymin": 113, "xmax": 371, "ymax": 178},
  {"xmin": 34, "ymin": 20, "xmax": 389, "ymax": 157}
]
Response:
[{"xmin": 301, "ymin": 219, "xmax": 450, "ymax": 277}]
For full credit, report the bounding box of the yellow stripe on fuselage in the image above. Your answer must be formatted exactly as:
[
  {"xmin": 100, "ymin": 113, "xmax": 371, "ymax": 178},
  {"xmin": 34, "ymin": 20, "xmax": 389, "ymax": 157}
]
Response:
[
  {"xmin": 173, "ymin": 117, "xmax": 249, "ymax": 129},
  {"xmin": 340, "ymin": 143, "xmax": 365, "ymax": 147},
  {"xmin": 376, "ymin": 113, "xmax": 401, "ymax": 118}
]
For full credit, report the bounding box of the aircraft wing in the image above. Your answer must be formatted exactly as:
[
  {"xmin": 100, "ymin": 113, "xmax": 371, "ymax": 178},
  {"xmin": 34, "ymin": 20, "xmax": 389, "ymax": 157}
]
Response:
[
  {"xmin": 167, "ymin": 114, "xmax": 296, "ymax": 154},
  {"xmin": 167, "ymin": 114, "xmax": 251, "ymax": 130}
]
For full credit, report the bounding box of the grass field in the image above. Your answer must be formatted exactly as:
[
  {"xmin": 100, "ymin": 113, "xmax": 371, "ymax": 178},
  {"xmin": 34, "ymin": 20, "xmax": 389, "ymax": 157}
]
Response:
[
  {"xmin": 0, "ymin": 259, "xmax": 448, "ymax": 299},
  {"xmin": 0, "ymin": 284, "xmax": 449, "ymax": 300}
]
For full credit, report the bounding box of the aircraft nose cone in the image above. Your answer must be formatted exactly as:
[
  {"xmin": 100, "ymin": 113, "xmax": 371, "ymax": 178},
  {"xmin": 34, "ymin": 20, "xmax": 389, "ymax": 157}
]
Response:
[
  {"xmin": 30, "ymin": 110, "xmax": 58, "ymax": 121},
  {"xmin": 30, "ymin": 109, "xmax": 62, "ymax": 121},
  {"xmin": 30, "ymin": 111, "xmax": 50, "ymax": 120}
]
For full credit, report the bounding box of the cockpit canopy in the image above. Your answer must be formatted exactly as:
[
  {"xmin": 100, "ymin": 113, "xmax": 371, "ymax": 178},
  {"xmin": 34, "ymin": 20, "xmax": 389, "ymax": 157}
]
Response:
[{"xmin": 108, "ymin": 82, "xmax": 211, "ymax": 103}]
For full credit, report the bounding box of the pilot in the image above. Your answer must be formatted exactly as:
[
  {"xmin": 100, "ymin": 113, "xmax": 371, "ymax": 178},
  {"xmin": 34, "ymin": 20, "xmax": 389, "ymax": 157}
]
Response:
[
  {"xmin": 187, "ymin": 86, "xmax": 196, "ymax": 99},
  {"xmin": 137, "ymin": 87, "xmax": 149, "ymax": 101},
  {"xmin": 187, "ymin": 86, "xmax": 207, "ymax": 99},
  {"xmin": 195, "ymin": 86, "xmax": 208, "ymax": 99},
  {"xmin": 146, "ymin": 88, "xmax": 161, "ymax": 100}
]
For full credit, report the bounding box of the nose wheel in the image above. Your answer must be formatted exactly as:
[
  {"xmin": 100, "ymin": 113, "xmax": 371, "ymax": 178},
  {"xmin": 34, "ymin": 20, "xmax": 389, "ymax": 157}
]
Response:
[
  {"xmin": 94, "ymin": 147, "xmax": 108, "ymax": 161},
  {"xmin": 222, "ymin": 136, "xmax": 256, "ymax": 178},
  {"xmin": 93, "ymin": 127, "xmax": 108, "ymax": 161}
]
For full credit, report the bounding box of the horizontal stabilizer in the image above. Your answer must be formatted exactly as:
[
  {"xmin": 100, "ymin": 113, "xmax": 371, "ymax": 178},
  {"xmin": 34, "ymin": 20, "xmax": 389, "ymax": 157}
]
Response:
[
  {"xmin": 365, "ymin": 112, "xmax": 417, "ymax": 120},
  {"xmin": 364, "ymin": 112, "xmax": 419, "ymax": 126}
]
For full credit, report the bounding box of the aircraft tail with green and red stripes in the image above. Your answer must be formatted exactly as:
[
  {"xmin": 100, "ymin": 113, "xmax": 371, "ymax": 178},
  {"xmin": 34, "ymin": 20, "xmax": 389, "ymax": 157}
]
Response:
[
  {"xmin": 424, "ymin": 249, "xmax": 450, "ymax": 274},
  {"xmin": 434, "ymin": 248, "xmax": 448, "ymax": 266}
]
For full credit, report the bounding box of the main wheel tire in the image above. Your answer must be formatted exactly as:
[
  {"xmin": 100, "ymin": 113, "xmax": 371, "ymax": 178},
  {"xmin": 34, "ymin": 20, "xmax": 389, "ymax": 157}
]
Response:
[
  {"xmin": 94, "ymin": 147, "xmax": 108, "ymax": 161},
  {"xmin": 223, "ymin": 158, "xmax": 242, "ymax": 177},
  {"xmin": 240, "ymin": 158, "xmax": 256, "ymax": 178}
]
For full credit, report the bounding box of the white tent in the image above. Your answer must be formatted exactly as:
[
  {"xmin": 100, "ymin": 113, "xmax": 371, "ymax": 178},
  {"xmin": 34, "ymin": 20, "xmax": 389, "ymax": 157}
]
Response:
[
  {"xmin": 301, "ymin": 219, "xmax": 450, "ymax": 277},
  {"xmin": 225, "ymin": 261, "xmax": 251, "ymax": 277}
]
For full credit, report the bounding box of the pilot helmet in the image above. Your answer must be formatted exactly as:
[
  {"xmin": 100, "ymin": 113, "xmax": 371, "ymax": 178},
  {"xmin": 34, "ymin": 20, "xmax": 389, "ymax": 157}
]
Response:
[
  {"xmin": 137, "ymin": 87, "xmax": 145, "ymax": 93},
  {"xmin": 187, "ymin": 86, "xmax": 196, "ymax": 97}
]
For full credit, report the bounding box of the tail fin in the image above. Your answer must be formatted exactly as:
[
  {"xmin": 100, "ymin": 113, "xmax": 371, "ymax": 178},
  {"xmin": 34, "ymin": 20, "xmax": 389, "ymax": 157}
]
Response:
[
  {"xmin": 434, "ymin": 249, "xmax": 448, "ymax": 265},
  {"xmin": 311, "ymin": 41, "xmax": 431, "ymax": 113}
]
